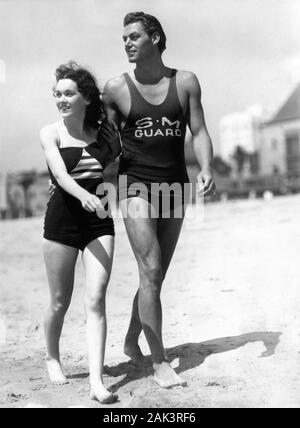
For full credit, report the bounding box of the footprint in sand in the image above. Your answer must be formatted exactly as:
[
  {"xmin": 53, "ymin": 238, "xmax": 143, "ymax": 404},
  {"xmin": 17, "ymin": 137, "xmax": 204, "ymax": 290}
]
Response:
[{"xmin": 7, "ymin": 393, "xmax": 28, "ymax": 403}]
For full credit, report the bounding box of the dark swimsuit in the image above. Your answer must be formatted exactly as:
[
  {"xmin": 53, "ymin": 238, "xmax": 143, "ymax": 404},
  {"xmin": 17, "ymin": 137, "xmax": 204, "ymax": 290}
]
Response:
[
  {"xmin": 118, "ymin": 69, "xmax": 190, "ymax": 215},
  {"xmin": 44, "ymin": 141, "xmax": 114, "ymax": 251}
]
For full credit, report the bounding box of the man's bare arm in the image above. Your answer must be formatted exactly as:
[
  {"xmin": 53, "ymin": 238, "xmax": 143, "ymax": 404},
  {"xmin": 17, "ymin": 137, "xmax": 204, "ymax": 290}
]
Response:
[
  {"xmin": 101, "ymin": 77, "xmax": 125, "ymax": 162},
  {"xmin": 102, "ymin": 77, "xmax": 124, "ymax": 128},
  {"xmin": 184, "ymin": 72, "xmax": 215, "ymax": 196}
]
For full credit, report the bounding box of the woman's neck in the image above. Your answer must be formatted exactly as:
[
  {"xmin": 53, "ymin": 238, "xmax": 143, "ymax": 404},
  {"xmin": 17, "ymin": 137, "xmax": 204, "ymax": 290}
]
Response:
[{"xmin": 62, "ymin": 116, "xmax": 87, "ymax": 140}]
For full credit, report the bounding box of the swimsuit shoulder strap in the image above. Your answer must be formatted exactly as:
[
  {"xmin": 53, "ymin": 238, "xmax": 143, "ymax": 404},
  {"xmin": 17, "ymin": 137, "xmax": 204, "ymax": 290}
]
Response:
[
  {"xmin": 166, "ymin": 69, "xmax": 178, "ymax": 102},
  {"xmin": 56, "ymin": 122, "xmax": 65, "ymax": 149},
  {"xmin": 123, "ymin": 72, "xmax": 146, "ymax": 104}
]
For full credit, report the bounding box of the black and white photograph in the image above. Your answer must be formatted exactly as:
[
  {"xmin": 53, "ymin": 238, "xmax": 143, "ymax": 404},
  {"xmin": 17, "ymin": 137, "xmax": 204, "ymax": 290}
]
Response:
[{"xmin": 0, "ymin": 0, "xmax": 300, "ymax": 409}]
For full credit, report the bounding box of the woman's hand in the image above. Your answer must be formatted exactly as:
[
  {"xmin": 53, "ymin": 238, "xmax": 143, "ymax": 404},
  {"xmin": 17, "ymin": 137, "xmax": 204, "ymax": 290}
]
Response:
[{"xmin": 80, "ymin": 191, "xmax": 101, "ymax": 212}]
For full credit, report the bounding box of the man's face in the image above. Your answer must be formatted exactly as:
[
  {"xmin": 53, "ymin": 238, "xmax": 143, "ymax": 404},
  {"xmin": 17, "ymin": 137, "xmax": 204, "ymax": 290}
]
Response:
[{"xmin": 122, "ymin": 22, "xmax": 155, "ymax": 63}]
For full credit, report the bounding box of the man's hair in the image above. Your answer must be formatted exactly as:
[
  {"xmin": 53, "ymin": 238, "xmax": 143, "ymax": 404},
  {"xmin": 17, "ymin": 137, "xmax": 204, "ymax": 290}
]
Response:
[
  {"xmin": 54, "ymin": 61, "xmax": 103, "ymax": 129},
  {"xmin": 123, "ymin": 12, "xmax": 166, "ymax": 54}
]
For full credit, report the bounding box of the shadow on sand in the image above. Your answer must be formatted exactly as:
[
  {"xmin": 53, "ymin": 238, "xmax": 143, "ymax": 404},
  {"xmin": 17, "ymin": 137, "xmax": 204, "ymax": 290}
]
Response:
[{"xmin": 104, "ymin": 331, "xmax": 282, "ymax": 392}]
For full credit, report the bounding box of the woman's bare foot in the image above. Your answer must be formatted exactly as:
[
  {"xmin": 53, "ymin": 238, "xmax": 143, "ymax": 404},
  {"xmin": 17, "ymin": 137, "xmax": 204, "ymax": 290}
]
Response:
[
  {"xmin": 46, "ymin": 358, "xmax": 68, "ymax": 384},
  {"xmin": 153, "ymin": 361, "xmax": 187, "ymax": 389},
  {"xmin": 90, "ymin": 385, "xmax": 119, "ymax": 405}
]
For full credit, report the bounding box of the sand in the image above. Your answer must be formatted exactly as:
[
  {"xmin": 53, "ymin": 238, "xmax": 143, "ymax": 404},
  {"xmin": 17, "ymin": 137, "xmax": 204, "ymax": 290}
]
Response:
[{"xmin": 0, "ymin": 194, "xmax": 300, "ymax": 408}]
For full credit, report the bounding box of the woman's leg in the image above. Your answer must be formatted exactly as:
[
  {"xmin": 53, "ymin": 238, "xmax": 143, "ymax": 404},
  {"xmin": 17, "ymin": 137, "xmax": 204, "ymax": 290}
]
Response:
[
  {"xmin": 43, "ymin": 239, "xmax": 78, "ymax": 383},
  {"xmin": 82, "ymin": 235, "xmax": 118, "ymax": 404}
]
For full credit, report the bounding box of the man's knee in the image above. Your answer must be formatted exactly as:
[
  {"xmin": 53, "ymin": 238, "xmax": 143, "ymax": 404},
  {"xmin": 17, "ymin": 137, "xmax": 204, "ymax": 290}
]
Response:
[{"xmin": 139, "ymin": 260, "xmax": 162, "ymax": 288}]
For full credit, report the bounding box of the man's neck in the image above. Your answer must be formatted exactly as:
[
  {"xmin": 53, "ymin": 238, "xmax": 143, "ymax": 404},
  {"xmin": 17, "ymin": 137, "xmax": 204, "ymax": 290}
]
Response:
[{"xmin": 134, "ymin": 55, "xmax": 168, "ymax": 84}]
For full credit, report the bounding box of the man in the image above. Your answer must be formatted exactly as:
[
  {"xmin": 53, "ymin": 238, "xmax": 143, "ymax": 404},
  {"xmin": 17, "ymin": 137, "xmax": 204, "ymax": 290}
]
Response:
[{"xmin": 103, "ymin": 11, "xmax": 215, "ymax": 388}]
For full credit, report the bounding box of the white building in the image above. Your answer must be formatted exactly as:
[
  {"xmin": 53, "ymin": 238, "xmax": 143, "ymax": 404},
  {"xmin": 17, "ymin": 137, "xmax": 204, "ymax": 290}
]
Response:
[
  {"xmin": 260, "ymin": 83, "xmax": 300, "ymax": 175},
  {"xmin": 219, "ymin": 105, "xmax": 264, "ymax": 162}
]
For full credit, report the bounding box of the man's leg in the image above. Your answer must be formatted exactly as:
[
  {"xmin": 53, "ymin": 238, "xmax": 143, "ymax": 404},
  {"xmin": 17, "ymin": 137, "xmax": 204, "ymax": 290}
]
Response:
[
  {"xmin": 121, "ymin": 197, "xmax": 185, "ymax": 387},
  {"xmin": 124, "ymin": 215, "xmax": 185, "ymax": 364},
  {"xmin": 124, "ymin": 288, "xmax": 145, "ymax": 364},
  {"xmin": 121, "ymin": 197, "xmax": 163, "ymax": 360},
  {"xmin": 157, "ymin": 215, "xmax": 185, "ymax": 280},
  {"xmin": 124, "ymin": 187, "xmax": 188, "ymax": 360}
]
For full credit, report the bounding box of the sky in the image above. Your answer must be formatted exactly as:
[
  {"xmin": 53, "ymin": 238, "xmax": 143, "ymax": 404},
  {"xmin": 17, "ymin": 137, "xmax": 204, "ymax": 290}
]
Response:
[{"xmin": 0, "ymin": 0, "xmax": 300, "ymax": 172}]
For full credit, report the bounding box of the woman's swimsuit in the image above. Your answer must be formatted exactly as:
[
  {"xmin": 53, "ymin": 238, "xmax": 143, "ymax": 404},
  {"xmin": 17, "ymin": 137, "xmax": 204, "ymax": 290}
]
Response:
[{"xmin": 44, "ymin": 141, "xmax": 114, "ymax": 251}]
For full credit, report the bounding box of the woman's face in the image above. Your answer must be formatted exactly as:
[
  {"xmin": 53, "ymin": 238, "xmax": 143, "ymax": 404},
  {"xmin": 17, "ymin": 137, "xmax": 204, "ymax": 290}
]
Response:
[{"xmin": 53, "ymin": 78, "xmax": 89, "ymax": 118}]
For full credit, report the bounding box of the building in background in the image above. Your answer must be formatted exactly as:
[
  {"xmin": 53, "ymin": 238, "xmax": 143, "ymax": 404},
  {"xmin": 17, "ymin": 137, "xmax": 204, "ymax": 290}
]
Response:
[
  {"xmin": 219, "ymin": 104, "xmax": 264, "ymax": 164},
  {"xmin": 260, "ymin": 83, "xmax": 300, "ymax": 176}
]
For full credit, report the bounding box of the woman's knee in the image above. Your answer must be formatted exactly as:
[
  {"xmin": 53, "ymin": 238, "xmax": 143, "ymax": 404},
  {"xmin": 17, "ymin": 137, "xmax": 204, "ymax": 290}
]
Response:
[{"xmin": 49, "ymin": 298, "xmax": 70, "ymax": 317}]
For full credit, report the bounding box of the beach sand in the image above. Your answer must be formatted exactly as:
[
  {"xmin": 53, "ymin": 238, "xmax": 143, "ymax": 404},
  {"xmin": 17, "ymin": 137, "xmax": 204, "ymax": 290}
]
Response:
[{"xmin": 1, "ymin": 194, "xmax": 300, "ymax": 408}]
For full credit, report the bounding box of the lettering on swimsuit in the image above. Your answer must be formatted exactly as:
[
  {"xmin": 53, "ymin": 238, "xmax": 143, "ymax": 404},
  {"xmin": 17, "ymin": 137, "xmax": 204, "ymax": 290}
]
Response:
[{"xmin": 134, "ymin": 116, "xmax": 182, "ymax": 138}]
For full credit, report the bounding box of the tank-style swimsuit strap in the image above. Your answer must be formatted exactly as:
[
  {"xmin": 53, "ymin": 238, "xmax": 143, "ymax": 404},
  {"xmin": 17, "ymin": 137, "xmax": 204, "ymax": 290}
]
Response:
[{"xmin": 123, "ymin": 70, "xmax": 177, "ymax": 106}]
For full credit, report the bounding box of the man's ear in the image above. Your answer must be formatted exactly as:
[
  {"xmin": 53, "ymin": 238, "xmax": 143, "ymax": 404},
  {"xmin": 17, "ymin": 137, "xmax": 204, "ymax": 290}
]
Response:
[{"xmin": 152, "ymin": 31, "xmax": 161, "ymax": 47}]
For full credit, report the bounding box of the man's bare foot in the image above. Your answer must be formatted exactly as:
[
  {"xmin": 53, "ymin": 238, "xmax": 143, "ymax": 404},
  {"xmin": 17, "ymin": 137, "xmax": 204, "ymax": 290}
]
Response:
[
  {"xmin": 46, "ymin": 358, "xmax": 68, "ymax": 384},
  {"xmin": 153, "ymin": 361, "xmax": 187, "ymax": 389},
  {"xmin": 90, "ymin": 385, "xmax": 119, "ymax": 405},
  {"xmin": 124, "ymin": 339, "xmax": 146, "ymax": 365}
]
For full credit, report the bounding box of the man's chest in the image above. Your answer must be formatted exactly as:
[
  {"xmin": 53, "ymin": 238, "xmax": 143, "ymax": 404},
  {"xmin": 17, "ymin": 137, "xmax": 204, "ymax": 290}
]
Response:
[{"xmin": 115, "ymin": 79, "xmax": 188, "ymax": 120}]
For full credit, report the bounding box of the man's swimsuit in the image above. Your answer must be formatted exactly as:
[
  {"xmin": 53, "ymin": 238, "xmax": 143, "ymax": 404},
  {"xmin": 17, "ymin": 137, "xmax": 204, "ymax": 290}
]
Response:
[{"xmin": 118, "ymin": 69, "xmax": 190, "ymax": 215}]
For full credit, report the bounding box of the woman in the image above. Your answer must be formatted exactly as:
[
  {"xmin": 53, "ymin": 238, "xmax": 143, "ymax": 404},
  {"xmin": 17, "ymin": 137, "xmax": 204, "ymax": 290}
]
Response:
[{"xmin": 40, "ymin": 62, "xmax": 120, "ymax": 404}]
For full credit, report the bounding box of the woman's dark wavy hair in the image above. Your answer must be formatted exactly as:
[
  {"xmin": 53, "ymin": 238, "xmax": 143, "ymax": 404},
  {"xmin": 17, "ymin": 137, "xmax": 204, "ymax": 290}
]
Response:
[
  {"xmin": 55, "ymin": 61, "xmax": 103, "ymax": 129},
  {"xmin": 123, "ymin": 12, "xmax": 166, "ymax": 54}
]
